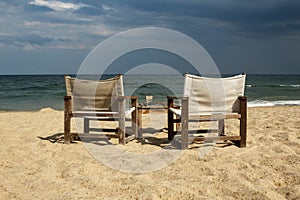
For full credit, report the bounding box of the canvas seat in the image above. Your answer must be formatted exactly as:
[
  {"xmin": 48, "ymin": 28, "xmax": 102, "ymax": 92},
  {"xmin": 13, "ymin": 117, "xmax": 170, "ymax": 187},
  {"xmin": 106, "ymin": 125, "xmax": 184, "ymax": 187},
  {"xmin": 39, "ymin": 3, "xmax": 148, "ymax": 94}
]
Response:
[
  {"xmin": 167, "ymin": 73, "xmax": 247, "ymax": 149},
  {"xmin": 64, "ymin": 75, "xmax": 138, "ymax": 144}
]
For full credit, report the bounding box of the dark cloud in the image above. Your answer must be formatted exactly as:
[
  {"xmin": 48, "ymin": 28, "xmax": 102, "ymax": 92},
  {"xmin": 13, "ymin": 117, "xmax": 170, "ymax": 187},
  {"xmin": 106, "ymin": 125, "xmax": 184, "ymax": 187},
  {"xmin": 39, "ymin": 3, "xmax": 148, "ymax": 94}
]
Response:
[
  {"xmin": 25, "ymin": 3, "xmax": 53, "ymax": 12},
  {"xmin": 0, "ymin": 33, "xmax": 70, "ymax": 48},
  {"xmin": 103, "ymin": 0, "xmax": 300, "ymax": 38},
  {"xmin": 0, "ymin": 0, "xmax": 26, "ymax": 7},
  {"xmin": 110, "ymin": 0, "xmax": 300, "ymax": 22},
  {"xmin": 0, "ymin": 0, "xmax": 300, "ymax": 74},
  {"xmin": 73, "ymin": 6, "xmax": 103, "ymax": 15}
]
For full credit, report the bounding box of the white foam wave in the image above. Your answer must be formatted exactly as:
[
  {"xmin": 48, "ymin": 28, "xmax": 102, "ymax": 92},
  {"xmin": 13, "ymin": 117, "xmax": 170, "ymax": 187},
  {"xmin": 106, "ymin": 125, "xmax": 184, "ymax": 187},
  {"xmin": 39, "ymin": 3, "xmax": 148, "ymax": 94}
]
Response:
[
  {"xmin": 279, "ymin": 84, "xmax": 300, "ymax": 88},
  {"xmin": 248, "ymin": 100, "xmax": 300, "ymax": 107}
]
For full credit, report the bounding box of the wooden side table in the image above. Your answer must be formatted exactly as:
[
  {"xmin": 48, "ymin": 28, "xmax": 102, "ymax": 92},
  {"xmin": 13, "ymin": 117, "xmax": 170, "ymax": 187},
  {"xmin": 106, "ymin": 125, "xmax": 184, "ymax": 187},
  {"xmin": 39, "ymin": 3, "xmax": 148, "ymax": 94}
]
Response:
[{"xmin": 137, "ymin": 104, "xmax": 180, "ymax": 138}]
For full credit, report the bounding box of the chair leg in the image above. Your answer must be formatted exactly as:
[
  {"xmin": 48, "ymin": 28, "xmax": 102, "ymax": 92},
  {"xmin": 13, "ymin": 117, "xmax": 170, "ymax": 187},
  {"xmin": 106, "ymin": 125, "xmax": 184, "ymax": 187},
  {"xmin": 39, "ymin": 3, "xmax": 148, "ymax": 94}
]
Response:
[
  {"xmin": 84, "ymin": 117, "xmax": 89, "ymax": 134},
  {"xmin": 168, "ymin": 111, "xmax": 174, "ymax": 140},
  {"xmin": 64, "ymin": 96, "xmax": 71, "ymax": 144},
  {"xmin": 181, "ymin": 118, "xmax": 188, "ymax": 149},
  {"xmin": 239, "ymin": 96, "xmax": 247, "ymax": 147},
  {"xmin": 168, "ymin": 98, "xmax": 174, "ymax": 140},
  {"xmin": 118, "ymin": 97, "xmax": 126, "ymax": 144},
  {"xmin": 176, "ymin": 115, "xmax": 181, "ymax": 132},
  {"xmin": 138, "ymin": 108, "xmax": 143, "ymax": 138},
  {"xmin": 181, "ymin": 97, "xmax": 189, "ymax": 149},
  {"xmin": 64, "ymin": 113, "xmax": 71, "ymax": 144},
  {"xmin": 131, "ymin": 98, "xmax": 139, "ymax": 139},
  {"xmin": 218, "ymin": 119, "xmax": 225, "ymax": 136},
  {"xmin": 240, "ymin": 118, "xmax": 247, "ymax": 147}
]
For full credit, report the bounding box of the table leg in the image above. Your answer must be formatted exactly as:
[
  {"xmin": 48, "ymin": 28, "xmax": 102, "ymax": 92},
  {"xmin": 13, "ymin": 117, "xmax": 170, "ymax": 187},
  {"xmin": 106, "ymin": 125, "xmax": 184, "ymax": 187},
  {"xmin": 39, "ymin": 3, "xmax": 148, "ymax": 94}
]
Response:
[{"xmin": 138, "ymin": 108, "xmax": 143, "ymax": 138}]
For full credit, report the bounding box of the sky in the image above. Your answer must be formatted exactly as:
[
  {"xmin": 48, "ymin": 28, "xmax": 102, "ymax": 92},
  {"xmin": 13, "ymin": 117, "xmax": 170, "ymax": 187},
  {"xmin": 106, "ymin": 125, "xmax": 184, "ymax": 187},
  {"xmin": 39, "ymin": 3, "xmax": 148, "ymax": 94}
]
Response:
[{"xmin": 0, "ymin": 0, "xmax": 300, "ymax": 74}]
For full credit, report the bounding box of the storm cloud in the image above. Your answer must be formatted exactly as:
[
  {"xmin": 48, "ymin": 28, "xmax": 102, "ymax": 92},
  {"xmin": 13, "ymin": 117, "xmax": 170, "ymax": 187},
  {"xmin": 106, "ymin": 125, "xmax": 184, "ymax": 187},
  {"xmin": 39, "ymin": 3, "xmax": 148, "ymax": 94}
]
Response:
[{"xmin": 0, "ymin": 0, "xmax": 299, "ymax": 74}]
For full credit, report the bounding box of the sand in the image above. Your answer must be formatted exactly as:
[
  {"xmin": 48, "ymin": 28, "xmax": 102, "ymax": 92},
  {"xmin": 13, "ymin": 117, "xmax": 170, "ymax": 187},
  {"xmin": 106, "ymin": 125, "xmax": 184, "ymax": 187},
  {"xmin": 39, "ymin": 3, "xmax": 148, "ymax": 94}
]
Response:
[{"xmin": 0, "ymin": 106, "xmax": 299, "ymax": 199}]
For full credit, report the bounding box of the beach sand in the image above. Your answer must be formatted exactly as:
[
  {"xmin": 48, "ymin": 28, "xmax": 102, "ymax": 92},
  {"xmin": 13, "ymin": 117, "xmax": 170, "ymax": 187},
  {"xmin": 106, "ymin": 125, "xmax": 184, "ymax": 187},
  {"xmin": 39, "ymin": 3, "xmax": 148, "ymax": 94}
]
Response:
[{"xmin": 0, "ymin": 106, "xmax": 299, "ymax": 199}]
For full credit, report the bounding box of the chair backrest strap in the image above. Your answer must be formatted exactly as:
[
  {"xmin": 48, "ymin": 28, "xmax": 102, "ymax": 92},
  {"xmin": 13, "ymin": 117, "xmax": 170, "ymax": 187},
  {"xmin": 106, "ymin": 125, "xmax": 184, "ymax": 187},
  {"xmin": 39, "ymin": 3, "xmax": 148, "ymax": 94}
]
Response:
[
  {"xmin": 65, "ymin": 75, "xmax": 124, "ymax": 111},
  {"xmin": 183, "ymin": 74, "xmax": 246, "ymax": 115}
]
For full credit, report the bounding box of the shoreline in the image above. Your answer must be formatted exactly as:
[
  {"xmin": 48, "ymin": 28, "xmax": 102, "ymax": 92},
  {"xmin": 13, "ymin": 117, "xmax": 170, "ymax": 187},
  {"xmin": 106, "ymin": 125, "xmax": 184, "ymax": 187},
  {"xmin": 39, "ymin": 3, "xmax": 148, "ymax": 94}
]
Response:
[{"xmin": 0, "ymin": 104, "xmax": 300, "ymax": 113}]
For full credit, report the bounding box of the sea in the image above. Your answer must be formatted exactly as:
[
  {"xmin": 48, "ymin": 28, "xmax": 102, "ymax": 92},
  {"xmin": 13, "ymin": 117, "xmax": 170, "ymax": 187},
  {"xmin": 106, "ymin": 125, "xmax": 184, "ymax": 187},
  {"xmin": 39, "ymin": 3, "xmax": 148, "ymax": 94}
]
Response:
[{"xmin": 0, "ymin": 74, "xmax": 299, "ymax": 111}]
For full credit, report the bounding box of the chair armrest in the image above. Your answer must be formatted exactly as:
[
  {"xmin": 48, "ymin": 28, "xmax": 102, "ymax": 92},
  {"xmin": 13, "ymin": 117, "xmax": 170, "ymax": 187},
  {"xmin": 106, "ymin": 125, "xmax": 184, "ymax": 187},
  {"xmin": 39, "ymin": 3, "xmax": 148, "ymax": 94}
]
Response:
[
  {"xmin": 167, "ymin": 96, "xmax": 189, "ymax": 100},
  {"xmin": 238, "ymin": 96, "xmax": 247, "ymax": 101},
  {"xmin": 118, "ymin": 96, "xmax": 138, "ymax": 110},
  {"xmin": 167, "ymin": 96, "xmax": 184, "ymax": 100},
  {"xmin": 167, "ymin": 96, "xmax": 188, "ymax": 109},
  {"xmin": 64, "ymin": 95, "xmax": 72, "ymax": 100},
  {"xmin": 118, "ymin": 96, "xmax": 138, "ymax": 100}
]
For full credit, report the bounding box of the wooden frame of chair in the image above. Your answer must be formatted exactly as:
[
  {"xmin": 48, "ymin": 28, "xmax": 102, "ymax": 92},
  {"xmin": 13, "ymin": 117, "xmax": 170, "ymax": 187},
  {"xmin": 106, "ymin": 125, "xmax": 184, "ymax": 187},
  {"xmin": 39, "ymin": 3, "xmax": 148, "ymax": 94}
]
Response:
[
  {"xmin": 64, "ymin": 95, "xmax": 138, "ymax": 145},
  {"xmin": 167, "ymin": 95, "xmax": 247, "ymax": 149}
]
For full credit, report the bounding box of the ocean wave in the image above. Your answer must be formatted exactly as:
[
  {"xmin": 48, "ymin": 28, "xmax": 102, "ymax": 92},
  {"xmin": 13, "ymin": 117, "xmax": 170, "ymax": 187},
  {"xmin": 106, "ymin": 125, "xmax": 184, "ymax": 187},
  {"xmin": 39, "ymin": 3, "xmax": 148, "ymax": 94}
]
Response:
[
  {"xmin": 248, "ymin": 100, "xmax": 300, "ymax": 107},
  {"xmin": 246, "ymin": 84, "xmax": 300, "ymax": 88},
  {"xmin": 279, "ymin": 84, "xmax": 300, "ymax": 88}
]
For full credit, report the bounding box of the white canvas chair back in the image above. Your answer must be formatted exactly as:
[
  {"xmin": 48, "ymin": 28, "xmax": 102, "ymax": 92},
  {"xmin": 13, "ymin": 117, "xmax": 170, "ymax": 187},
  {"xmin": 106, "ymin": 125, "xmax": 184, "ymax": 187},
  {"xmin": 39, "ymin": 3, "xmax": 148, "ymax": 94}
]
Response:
[
  {"xmin": 183, "ymin": 74, "xmax": 246, "ymax": 115},
  {"xmin": 65, "ymin": 75, "xmax": 124, "ymax": 111}
]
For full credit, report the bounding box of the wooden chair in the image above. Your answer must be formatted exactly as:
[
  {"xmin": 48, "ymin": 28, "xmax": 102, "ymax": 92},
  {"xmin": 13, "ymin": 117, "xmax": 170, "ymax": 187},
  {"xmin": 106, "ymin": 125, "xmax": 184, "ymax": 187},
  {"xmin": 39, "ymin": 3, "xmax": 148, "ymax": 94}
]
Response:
[
  {"xmin": 167, "ymin": 73, "xmax": 247, "ymax": 149},
  {"xmin": 64, "ymin": 75, "xmax": 138, "ymax": 144}
]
